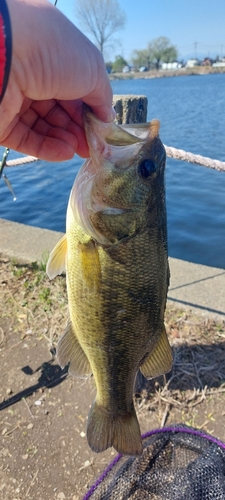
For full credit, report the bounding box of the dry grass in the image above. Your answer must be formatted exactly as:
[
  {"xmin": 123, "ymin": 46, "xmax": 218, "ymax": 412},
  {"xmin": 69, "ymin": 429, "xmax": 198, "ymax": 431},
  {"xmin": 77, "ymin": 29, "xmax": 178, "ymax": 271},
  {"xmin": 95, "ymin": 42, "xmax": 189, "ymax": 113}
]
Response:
[
  {"xmin": 1, "ymin": 256, "xmax": 225, "ymax": 428},
  {"xmin": 0, "ymin": 256, "xmax": 68, "ymax": 350},
  {"xmin": 135, "ymin": 310, "xmax": 225, "ymax": 429}
]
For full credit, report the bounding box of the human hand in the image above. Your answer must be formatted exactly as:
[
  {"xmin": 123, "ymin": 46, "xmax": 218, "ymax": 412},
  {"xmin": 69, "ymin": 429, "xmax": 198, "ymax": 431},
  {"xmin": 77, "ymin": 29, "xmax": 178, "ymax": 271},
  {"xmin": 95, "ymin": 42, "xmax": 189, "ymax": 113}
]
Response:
[{"xmin": 0, "ymin": 0, "xmax": 114, "ymax": 161}]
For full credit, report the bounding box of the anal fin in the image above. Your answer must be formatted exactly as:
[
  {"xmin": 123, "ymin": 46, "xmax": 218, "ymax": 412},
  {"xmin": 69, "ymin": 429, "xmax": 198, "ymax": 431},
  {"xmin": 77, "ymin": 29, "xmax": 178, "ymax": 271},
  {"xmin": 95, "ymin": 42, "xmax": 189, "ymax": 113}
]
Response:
[
  {"xmin": 140, "ymin": 325, "xmax": 172, "ymax": 379},
  {"xmin": 57, "ymin": 321, "xmax": 92, "ymax": 379}
]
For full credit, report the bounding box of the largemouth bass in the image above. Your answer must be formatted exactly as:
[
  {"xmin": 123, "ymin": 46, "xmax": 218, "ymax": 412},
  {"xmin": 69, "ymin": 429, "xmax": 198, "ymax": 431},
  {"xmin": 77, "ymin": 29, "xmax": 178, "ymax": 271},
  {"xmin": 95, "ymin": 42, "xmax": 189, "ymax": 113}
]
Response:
[{"xmin": 47, "ymin": 110, "xmax": 172, "ymax": 456}]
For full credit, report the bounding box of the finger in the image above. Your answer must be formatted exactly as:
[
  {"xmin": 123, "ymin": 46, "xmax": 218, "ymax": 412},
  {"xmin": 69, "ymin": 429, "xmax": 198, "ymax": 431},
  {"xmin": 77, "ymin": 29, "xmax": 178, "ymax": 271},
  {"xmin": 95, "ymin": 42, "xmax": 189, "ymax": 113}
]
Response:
[
  {"xmin": 1, "ymin": 119, "xmax": 89, "ymax": 161},
  {"xmin": 18, "ymin": 101, "xmax": 89, "ymax": 158},
  {"xmin": 83, "ymin": 82, "xmax": 115, "ymax": 123},
  {"xmin": 30, "ymin": 99, "xmax": 76, "ymax": 127},
  {"xmin": 30, "ymin": 105, "xmax": 89, "ymax": 157}
]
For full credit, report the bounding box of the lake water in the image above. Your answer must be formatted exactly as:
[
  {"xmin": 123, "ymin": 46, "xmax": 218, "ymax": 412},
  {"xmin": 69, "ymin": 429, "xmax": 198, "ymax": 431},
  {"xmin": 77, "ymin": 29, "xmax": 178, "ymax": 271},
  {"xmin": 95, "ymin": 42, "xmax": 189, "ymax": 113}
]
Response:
[{"xmin": 1, "ymin": 73, "xmax": 225, "ymax": 269}]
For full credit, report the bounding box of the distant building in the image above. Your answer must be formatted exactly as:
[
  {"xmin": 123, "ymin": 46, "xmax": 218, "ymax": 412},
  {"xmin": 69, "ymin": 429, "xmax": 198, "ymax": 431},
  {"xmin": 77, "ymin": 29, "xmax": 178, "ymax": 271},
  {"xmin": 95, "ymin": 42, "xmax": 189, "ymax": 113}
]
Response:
[
  {"xmin": 161, "ymin": 62, "xmax": 182, "ymax": 70},
  {"xmin": 201, "ymin": 58, "xmax": 212, "ymax": 66},
  {"xmin": 186, "ymin": 59, "xmax": 199, "ymax": 68},
  {"xmin": 213, "ymin": 59, "xmax": 225, "ymax": 68}
]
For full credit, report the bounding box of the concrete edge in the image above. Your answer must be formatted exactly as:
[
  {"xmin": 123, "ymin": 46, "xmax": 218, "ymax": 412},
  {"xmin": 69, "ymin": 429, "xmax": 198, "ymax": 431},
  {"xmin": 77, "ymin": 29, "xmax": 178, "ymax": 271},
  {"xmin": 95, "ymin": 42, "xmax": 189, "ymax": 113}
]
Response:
[{"xmin": 1, "ymin": 218, "xmax": 224, "ymax": 321}]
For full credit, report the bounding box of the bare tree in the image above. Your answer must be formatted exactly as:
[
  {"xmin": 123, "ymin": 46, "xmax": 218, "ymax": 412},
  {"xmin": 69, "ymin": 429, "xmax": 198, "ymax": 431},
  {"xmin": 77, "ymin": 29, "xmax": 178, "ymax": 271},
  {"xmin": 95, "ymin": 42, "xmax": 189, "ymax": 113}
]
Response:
[{"xmin": 74, "ymin": 0, "xmax": 126, "ymax": 57}]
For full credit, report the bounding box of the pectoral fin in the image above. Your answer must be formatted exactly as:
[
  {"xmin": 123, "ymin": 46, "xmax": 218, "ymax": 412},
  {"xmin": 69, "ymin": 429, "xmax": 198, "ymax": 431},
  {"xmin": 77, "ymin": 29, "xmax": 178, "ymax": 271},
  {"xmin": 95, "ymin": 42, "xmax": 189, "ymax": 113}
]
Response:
[
  {"xmin": 78, "ymin": 239, "xmax": 101, "ymax": 291},
  {"xmin": 57, "ymin": 321, "xmax": 92, "ymax": 378},
  {"xmin": 46, "ymin": 234, "xmax": 67, "ymax": 279},
  {"xmin": 140, "ymin": 326, "xmax": 172, "ymax": 379}
]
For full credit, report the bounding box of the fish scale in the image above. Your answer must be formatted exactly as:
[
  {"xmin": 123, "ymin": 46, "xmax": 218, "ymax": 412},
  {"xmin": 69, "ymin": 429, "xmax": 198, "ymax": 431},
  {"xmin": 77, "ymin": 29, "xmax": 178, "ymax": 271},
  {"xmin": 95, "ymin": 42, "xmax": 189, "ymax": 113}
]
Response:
[{"xmin": 47, "ymin": 110, "xmax": 172, "ymax": 456}]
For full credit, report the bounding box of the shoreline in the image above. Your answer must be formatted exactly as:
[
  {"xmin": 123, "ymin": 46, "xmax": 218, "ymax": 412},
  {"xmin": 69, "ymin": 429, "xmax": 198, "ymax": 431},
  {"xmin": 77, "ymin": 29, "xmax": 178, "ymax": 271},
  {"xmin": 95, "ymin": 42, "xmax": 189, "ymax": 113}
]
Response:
[{"xmin": 109, "ymin": 66, "xmax": 225, "ymax": 81}]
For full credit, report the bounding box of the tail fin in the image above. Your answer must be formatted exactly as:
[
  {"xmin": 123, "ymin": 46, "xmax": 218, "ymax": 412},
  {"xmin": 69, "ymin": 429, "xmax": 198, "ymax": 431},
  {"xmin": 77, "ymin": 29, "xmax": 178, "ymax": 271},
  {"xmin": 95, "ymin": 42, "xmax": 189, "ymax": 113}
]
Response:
[{"xmin": 87, "ymin": 401, "xmax": 143, "ymax": 456}]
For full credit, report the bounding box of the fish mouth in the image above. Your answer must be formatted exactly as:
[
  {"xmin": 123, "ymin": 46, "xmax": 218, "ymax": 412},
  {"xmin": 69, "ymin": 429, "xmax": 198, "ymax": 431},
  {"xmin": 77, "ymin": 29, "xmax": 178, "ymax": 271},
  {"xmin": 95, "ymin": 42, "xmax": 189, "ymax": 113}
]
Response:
[
  {"xmin": 91, "ymin": 187, "xmax": 133, "ymax": 215},
  {"xmin": 100, "ymin": 207, "xmax": 129, "ymax": 215},
  {"xmin": 69, "ymin": 169, "xmax": 132, "ymax": 245},
  {"xmin": 81, "ymin": 193, "xmax": 133, "ymax": 245},
  {"xmin": 84, "ymin": 107, "xmax": 160, "ymax": 147}
]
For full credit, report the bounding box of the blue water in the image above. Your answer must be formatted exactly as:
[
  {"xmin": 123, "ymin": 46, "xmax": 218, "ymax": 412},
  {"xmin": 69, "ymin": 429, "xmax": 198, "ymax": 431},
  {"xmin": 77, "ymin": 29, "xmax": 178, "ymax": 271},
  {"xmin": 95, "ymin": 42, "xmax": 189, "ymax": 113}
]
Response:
[{"xmin": 0, "ymin": 73, "xmax": 225, "ymax": 269}]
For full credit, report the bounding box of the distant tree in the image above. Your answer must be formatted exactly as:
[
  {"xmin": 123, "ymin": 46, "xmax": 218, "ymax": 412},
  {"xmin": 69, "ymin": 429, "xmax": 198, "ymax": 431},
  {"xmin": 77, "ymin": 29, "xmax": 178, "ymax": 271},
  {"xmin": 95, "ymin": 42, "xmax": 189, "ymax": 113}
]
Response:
[
  {"xmin": 112, "ymin": 55, "xmax": 128, "ymax": 72},
  {"xmin": 74, "ymin": 0, "xmax": 126, "ymax": 57},
  {"xmin": 161, "ymin": 46, "xmax": 178, "ymax": 64},
  {"xmin": 150, "ymin": 37, "xmax": 178, "ymax": 69},
  {"xmin": 131, "ymin": 47, "xmax": 153, "ymax": 70},
  {"xmin": 131, "ymin": 37, "xmax": 177, "ymax": 71}
]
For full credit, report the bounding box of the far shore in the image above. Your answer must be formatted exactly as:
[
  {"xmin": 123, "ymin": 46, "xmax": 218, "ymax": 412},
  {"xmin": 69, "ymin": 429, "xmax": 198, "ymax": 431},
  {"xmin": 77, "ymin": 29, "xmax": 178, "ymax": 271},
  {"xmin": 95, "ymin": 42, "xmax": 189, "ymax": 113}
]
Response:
[{"xmin": 109, "ymin": 65, "xmax": 225, "ymax": 81}]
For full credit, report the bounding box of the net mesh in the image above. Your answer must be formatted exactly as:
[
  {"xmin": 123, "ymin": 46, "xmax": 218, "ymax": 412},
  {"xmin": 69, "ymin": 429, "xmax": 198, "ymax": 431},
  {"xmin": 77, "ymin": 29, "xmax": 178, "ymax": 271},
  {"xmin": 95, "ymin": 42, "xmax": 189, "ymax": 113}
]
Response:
[{"xmin": 84, "ymin": 426, "xmax": 225, "ymax": 500}]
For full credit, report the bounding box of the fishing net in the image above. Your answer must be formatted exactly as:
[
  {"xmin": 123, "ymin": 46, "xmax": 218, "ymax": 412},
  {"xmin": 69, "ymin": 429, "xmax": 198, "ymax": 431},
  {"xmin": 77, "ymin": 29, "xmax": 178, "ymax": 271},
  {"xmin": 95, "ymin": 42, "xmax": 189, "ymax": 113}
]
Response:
[{"xmin": 83, "ymin": 425, "xmax": 225, "ymax": 500}]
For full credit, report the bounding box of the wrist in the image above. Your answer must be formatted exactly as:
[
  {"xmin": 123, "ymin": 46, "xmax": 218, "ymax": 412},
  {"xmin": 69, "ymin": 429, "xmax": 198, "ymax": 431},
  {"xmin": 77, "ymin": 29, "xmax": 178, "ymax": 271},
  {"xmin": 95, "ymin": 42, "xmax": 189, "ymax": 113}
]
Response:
[{"xmin": 0, "ymin": 0, "xmax": 12, "ymax": 103}]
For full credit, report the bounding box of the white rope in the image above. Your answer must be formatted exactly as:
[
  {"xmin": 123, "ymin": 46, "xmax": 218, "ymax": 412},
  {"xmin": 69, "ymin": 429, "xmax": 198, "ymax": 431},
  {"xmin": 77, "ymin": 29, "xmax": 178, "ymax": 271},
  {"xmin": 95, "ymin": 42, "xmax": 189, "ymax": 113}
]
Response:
[
  {"xmin": 6, "ymin": 155, "xmax": 38, "ymax": 166},
  {"xmin": 4, "ymin": 148, "xmax": 225, "ymax": 172},
  {"xmin": 164, "ymin": 145, "xmax": 225, "ymax": 172}
]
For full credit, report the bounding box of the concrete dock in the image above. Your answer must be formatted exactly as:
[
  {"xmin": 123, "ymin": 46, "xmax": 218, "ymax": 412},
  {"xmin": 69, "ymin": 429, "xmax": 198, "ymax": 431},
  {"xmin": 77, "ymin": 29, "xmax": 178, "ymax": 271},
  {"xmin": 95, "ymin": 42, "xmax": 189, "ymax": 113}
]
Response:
[{"xmin": 0, "ymin": 218, "xmax": 224, "ymax": 321}]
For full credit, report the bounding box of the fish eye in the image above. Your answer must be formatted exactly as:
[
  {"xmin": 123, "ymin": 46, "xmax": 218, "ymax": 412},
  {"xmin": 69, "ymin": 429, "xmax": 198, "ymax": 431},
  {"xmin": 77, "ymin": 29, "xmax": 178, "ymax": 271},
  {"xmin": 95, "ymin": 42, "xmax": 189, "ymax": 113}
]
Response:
[{"xmin": 138, "ymin": 159, "xmax": 157, "ymax": 179}]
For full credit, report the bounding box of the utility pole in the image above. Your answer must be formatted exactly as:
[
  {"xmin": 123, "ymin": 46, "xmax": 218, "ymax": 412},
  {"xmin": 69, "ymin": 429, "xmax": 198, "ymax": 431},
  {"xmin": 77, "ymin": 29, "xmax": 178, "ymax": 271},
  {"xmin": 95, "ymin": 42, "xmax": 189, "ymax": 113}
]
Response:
[{"xmin": 194, "ymin": 41, "xmax": 198, "ymax": 59}]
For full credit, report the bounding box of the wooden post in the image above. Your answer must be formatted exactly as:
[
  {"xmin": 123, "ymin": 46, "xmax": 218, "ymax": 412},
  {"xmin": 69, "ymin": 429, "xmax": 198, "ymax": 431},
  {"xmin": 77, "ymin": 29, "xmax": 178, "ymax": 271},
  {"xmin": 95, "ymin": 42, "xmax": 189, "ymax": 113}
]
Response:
[{"xmin": 113, "ymin": 95, "xmax": 148, "ymax": 125}]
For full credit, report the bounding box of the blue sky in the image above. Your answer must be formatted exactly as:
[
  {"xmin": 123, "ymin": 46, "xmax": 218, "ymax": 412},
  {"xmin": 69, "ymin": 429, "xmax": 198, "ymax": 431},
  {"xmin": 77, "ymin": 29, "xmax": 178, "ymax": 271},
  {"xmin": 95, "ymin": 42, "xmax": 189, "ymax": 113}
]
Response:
[{"xmin": 53, "ymin": 0, "xmax": 225, "ymax": 62}]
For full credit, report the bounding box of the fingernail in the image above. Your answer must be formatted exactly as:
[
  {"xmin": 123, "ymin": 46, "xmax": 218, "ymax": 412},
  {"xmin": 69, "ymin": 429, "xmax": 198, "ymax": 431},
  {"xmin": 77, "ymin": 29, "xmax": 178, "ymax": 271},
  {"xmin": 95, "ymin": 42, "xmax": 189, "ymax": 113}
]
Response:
[{"xmin": 110, "ymin": 107, "xmax": 116, "ymax": 121}]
